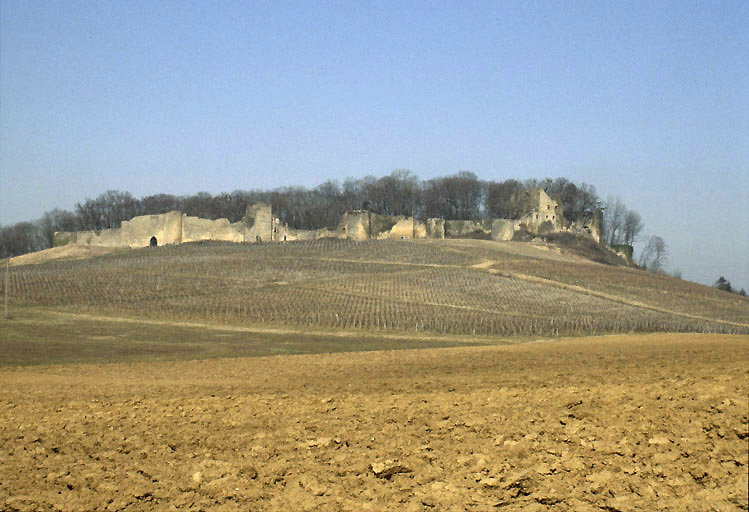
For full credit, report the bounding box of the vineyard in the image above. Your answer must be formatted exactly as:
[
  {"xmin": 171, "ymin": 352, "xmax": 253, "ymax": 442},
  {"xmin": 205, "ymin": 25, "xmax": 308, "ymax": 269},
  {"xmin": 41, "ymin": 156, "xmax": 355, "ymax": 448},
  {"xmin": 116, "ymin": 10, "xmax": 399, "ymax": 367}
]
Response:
[{"xmin": 2, "ymin": 239, "xmax": 748, "ymax": 337}]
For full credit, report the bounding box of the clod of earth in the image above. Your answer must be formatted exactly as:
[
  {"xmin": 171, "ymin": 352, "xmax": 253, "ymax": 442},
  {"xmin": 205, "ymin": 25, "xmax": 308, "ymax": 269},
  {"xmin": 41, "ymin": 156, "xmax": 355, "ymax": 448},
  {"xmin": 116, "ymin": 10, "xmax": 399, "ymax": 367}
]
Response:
[{"xmin": 370, "ymin": 462, "xmax": 413, "ymax": 479}]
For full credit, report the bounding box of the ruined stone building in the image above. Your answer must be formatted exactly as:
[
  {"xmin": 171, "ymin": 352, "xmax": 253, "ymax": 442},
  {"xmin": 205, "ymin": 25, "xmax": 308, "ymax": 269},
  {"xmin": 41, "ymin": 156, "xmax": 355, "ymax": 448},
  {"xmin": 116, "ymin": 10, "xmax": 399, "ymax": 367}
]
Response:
[
  {"xmin": 54, "ymin": 189, "xmax": 601, "ymax": 249},
  {"xmin": 54, "ymin": 204, "xmax": 275, "ymax": 248}
]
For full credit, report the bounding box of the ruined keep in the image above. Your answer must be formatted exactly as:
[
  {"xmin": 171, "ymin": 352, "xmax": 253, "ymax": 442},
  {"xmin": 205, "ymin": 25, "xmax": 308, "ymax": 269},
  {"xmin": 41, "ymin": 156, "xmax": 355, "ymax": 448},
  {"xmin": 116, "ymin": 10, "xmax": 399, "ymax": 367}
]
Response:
[
  {"xmin": 488, "ymin": 189, "xmax": 602, "ymax": 243},
  {"xmin": 54, "ymin": 190, "xmax": 602, "ymax": 249},
  {"xmin": 518, "ymin": 188, "xmax": 564, "ymax": 234}
]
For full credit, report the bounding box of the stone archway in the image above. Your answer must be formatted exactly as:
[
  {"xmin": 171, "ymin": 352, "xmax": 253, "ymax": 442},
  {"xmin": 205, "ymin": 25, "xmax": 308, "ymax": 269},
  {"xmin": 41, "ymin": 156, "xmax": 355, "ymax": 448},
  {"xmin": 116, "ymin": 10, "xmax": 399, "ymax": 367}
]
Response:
[{"xmin": 150, "ymin": 236, "xmax": 158, "ymax": 247}]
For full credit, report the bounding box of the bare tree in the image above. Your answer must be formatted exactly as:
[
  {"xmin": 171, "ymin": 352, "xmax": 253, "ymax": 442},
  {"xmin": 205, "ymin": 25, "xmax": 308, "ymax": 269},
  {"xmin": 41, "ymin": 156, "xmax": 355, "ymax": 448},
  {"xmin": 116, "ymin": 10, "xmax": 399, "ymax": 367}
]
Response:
[
  {"xmin": 38, "ymin": 208, "xmax": 79, "ymax": 248},
  {"xmin": 639, "ymin": 235, "xmax": 667, "ymax": 274},
  {"xmin": 486, "ymin": 179, "xmax": 525, "ymax": 219},
  {"xmin": 423, "ymin": 171, "xmax": 483, "ymax": 220},
  {"xmin": 101, "ymin": 190, "xmax": 139, "ymax": 227},
  {"xmin": 383, "ymin": 169, "xmax": 421, "ymax": 217},
  {"xmin": 75, "ymin": 190, "xmax": 140, "ymax": 229},
  {"xmin": 603, "ymin": 196, "xmax": 627, "ymax": 245},
  {"xmin": 75, "ymin": 197, "xmax": 105, "ymax": 230},
  {"xmin": 342, "ymin": 177, "xmax": 365, "ymax": 211},
  {"xmin": 622, "ymin": 210, "xmax": 644, "ymax": 245},
  {"xmin": 140, "ymin": 193, "xmax": 182, "ymax": 215},
  {"xmin": 0, "ymin": 222, "xmax": 45, "ymax": 257}
]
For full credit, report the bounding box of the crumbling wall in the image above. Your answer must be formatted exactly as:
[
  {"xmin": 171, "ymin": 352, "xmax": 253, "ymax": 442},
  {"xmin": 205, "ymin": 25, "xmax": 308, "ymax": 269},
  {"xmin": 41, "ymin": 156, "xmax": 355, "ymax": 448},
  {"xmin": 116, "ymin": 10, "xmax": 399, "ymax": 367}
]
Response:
[
  {"xmin": 335, "ymin": 212, "xmax": 430, "ymax": 240},
  {"xmin": 413, "ymin": 219, "xmax": 427, "ymax": 239},
  {"xmin": 273, "ymin": 222, "xmax": 318, "ymax": 242},
  {"xmin": 182, "ymin": 216, "xmax": 246, "ymax": 243},
  {"xmin": 491, "ymin": 219, "xmax": 516, "ymax": 241},
  {"xmin": 120, "ymin": 211, "xmax": 183, "ymax": 247},
  {"xmin": 53, "ymin": 194, "xmax": 604, "ymax": 249},
  {"xmin": 369, "ymin": 213, "xmax": 398, "ymax": 239},
  {"xmin": 445, "ymin": 219, "xmax": 492, "ymax": 238},
  {"xmin": 61, "ymin": 227, "xmax": 122, "ymax": 247},
  {"xmin": 245, "ymin": 203, "xmax": 273, "ymax": 242},
  {"xmin": 384, "ymin": 217, "xmax": 414, "ymax": 239},
  {"xmin": 340, "ymin": 211, "xmax": 371, "ymax": 241},
  {"xmin": 426, "ymin": 219, "xmax": 445, "ymax": 239},
  {"xmin": 372, "ymin": 217, "xmax": 409, "ymax": 239}
]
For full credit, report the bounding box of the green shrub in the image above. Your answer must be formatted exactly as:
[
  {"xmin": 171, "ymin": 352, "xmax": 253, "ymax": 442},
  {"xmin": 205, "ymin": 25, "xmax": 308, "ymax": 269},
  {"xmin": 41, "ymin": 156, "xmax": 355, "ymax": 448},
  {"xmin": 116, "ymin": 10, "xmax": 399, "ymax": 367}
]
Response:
[{"xmin": 53, "ymin": 232, "xmax": 73, "ymax": 247}]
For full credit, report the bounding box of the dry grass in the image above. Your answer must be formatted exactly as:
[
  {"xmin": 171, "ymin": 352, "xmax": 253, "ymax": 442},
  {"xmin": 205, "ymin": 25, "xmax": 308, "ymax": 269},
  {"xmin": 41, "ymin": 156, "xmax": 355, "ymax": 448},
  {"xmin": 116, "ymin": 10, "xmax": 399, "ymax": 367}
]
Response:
[{"xmin": 0, "ymin": 306, "xmax": 497, "ymax": 366}]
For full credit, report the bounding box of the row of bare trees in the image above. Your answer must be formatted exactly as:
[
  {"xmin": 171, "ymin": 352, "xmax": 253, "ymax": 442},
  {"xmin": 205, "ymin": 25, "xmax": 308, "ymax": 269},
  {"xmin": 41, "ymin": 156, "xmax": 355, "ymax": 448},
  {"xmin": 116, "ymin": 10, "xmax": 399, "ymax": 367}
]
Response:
[
  {"xmin": 601, "ymin": 196, "xmax": 644, "ymax": 246},
  {"xmin": 599, "ymin": 195, "xmax": 671, "ymax": 275},
  {"xmin": 66, "ymin": 172, "xmax": 603, "ymax": 229}
]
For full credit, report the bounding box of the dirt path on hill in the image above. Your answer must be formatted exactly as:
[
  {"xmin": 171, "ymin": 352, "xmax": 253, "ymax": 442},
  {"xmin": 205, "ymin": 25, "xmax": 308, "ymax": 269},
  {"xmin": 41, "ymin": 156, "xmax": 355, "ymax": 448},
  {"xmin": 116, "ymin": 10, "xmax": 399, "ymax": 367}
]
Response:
[
  {"xmin": 291, "ymin": 256, "xmax": 749, "ymax": 329},
  {"xmin": 482, "ymin": 265, "xmax": 749, "ymax": 329}
]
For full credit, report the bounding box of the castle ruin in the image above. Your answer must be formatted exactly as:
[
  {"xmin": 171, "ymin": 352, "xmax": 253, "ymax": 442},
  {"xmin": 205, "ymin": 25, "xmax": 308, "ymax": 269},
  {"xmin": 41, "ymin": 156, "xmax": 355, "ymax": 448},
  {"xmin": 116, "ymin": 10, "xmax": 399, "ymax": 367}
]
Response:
[{"xmin": 54, "ymin": 189, "xmax": 602, "ymax": 249}]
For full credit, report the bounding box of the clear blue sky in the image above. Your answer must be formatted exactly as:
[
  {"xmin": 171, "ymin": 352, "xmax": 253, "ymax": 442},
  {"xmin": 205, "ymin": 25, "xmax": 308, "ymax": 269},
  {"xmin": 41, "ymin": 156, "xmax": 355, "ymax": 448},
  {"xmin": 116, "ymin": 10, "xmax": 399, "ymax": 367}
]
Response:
[{"xmin": 1, "ymin": 0, "xmax": 747, "ymax": 289}]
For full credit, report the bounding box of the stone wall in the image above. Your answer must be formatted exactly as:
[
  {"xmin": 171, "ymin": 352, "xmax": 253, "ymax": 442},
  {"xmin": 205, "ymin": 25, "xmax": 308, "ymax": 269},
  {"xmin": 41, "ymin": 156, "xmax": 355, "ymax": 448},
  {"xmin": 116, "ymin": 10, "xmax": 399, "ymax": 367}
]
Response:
[
  {"xmin": 336, "ymin": 212, "xmax": 429, "ymax": 241},
  {"xmin": 272, "ymin": 222, "xmax": 318, "ymax": 242},
  {"xmin": 119, "ymin": 211, "xmax": 184, "ymax": 247},
  {"xmin": 491, "ymin": 219, "xmax": 516, "ymax": 241},
  {"xmin": 54, "ymin": 193, "xmax": 604, "ymax": 249},
  {"xmin": 56, "ymin": 227, "xmax": 123, "ymax": 248},
  {"xmin": 426, "ymin": 219, "xmax": 445, "ymax": 239},
  {"xmin": 445, "ymin": 219, "xmax": 492, "ymax": 238},
  {"xmin": 340, "ymin": 211, "xmax": 371, "ymax": 241},
  {"xmin": 378, "ymin": 217, "xmax": 413, "ymax": 239},
  {"xmin": 413, "ymin": 219, "xmax": 427, "ymax": 239},
  {"xmin": 54, "ymin": 204, "xmax": 275, "ymax": 248},
  {"xmin": 247, "ymin": 203, "xmax": 273, "ymax": 242},
  {"xmin": 181, "ymin": 216, "xmax": 245, "ymax": 244}
]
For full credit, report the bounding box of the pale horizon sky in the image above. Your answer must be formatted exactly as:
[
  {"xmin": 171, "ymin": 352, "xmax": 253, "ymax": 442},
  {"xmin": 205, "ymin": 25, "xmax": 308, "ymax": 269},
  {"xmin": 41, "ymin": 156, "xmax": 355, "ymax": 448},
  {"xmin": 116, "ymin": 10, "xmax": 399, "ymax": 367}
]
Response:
[{"xmin": 1, "ymin": 1, "xmax": 747, "ymax": 290}]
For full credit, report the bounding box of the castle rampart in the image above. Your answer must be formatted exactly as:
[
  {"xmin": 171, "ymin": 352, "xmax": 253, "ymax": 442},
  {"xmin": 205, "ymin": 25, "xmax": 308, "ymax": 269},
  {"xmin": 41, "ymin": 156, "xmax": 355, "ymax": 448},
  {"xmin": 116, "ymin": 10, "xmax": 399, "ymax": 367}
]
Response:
[{"xmin": 54, "ymin": 190, "xmax": 602, "ymax": 249}]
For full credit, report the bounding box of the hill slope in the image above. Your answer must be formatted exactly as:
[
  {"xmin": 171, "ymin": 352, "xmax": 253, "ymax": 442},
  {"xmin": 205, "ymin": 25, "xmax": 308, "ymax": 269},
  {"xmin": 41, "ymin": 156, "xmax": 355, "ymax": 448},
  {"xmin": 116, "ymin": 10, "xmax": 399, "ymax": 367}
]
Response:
[{"xmin": 3, "ymin": 239, "xmax": 747, "ymax": 336}]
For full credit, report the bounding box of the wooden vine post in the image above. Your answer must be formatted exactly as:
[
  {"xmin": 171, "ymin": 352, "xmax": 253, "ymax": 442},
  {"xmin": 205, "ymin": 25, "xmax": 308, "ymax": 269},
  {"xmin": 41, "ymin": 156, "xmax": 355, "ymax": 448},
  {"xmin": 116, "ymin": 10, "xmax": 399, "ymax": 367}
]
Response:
[{"xmin": 3, "ymin": 256, "xmax": 9, "ymax": 320}]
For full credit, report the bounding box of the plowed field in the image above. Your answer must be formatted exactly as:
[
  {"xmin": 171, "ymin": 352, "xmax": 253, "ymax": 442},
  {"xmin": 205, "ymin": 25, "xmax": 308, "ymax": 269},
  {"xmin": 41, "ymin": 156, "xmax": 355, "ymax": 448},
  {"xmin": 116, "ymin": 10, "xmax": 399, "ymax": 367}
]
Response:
[{"xmin": 1, "ymin": 333, "xmax": 747, "ymax": 511}]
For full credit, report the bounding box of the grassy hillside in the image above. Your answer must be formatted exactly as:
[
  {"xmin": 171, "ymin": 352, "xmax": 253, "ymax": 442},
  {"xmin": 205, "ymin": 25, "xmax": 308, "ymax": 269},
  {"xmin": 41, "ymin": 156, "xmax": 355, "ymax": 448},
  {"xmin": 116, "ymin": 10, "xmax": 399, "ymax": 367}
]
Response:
[{"xmin": 2, "ymin": 239, "xmax": 747, "ymax": 337}]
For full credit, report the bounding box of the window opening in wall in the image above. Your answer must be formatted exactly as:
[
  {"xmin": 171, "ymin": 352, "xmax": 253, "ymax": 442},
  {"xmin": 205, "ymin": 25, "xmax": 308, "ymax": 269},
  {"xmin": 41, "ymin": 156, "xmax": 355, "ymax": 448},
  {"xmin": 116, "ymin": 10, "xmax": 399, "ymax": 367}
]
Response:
[{"xmin": 150, "ymin": 236, "xmax": 158, "ymax": 247}]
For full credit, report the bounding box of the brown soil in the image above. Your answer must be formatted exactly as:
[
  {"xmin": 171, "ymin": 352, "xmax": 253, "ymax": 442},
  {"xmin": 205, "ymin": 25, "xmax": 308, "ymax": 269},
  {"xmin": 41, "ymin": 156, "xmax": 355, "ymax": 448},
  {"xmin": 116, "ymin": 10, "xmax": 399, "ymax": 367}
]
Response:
[{"xmin": 1, "ymin": 333, "xmax": 747, "ymax": 511}]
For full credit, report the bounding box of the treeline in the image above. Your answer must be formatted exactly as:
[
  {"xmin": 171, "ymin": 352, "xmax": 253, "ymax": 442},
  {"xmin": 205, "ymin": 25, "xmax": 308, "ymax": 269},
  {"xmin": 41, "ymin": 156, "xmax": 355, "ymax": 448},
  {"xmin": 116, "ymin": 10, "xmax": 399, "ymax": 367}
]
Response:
[{"xmin": 1, "ymin": 170, "xmax": 645, "ymax": 258}]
